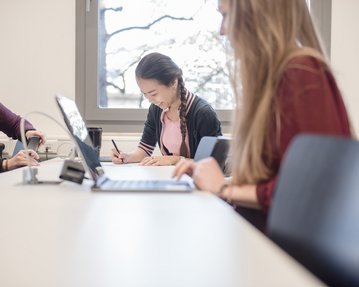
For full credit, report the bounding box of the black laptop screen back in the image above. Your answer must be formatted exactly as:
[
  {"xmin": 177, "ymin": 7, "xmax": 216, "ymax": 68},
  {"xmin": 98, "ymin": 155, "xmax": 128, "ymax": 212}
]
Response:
[{"xmin": 55, "ymin": 95, "xmax": 103, "ymax": 180}]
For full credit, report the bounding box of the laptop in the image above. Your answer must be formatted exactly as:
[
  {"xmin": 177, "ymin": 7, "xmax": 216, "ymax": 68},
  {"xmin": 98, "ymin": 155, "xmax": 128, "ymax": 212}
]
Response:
[{"xmin": 55, "ymin": 94, "xmax": 194, "ymax": 192}]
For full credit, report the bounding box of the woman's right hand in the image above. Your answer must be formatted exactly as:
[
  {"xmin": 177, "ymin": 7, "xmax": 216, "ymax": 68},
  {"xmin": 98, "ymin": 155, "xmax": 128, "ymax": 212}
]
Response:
[
  {"xmin": 7, "ymin": 150, "xmax": 40, "ymax": 170},
  {"xmin": 111, "ymin": 148, "xmax": 128, "ymax": 164},
  {"xmin": 172, "ymin": 158, "xmax": 196, "ymax": 178}
]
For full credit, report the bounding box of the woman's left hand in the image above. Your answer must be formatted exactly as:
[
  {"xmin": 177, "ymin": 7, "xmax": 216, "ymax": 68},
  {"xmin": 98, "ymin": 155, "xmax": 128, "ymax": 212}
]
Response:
[
  {"xmin": 25, "ymin": 130, "xmax": 46, "ymax": 146},
  {"xmin": 139, "ymin": 155, "xmax": 181, "ymax": 166},
  {"xmin": 7, "ymin": 150, "xmax": 40, "ymax": 170}
]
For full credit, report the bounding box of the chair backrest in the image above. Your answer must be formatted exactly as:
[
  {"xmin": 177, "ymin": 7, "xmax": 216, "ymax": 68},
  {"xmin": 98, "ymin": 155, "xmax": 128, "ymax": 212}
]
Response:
[
  {"xmin": 267, "ymin": 134, "xmax": 359, "ymax": 286},
  {"xmin": 194, "ymin": 136, "xmax": 230, "ymax": 171}
]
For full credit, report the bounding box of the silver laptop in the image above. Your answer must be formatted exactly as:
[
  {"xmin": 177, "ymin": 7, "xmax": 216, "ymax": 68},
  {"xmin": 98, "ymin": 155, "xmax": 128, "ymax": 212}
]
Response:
[{"xmin": 55, "ymin": 94, "xmax": 193, "ymax": 192}]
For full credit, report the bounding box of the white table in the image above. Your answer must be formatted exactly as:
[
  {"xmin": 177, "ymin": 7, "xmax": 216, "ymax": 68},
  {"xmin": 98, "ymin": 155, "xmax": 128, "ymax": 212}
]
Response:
[{"xmin": 0, "ymin": 159, "xmax": 325, "ymax": 287}]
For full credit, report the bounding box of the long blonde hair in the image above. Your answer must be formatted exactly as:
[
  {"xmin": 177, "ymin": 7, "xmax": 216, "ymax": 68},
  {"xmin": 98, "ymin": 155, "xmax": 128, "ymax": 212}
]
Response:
[{"xmin": 226, "ymin": 0, "xmax": 328, "ymax": 184}]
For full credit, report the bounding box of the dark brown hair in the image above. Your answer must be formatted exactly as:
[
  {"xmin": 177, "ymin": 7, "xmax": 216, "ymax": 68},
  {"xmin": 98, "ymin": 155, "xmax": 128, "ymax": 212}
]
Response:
[{"xmin": 135, "ymin": 52, "xmax": 189, "ymax": 157}]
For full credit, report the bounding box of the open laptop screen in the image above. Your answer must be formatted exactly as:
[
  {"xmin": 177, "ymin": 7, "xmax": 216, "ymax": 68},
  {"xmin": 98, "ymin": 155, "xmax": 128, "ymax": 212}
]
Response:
[
  {"xmin": 56, "ymin": 94, "xmax": 194, "ymax": 193},
  {"xmin": 55, "ymin": 95, "xmax": 103, "ymax": 180}
]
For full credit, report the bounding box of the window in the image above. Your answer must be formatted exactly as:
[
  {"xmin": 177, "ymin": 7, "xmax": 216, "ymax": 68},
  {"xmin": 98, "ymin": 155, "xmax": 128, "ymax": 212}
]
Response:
[
  {"xmin": 78, "ymin": 0, "xmax": 233, "ymax": 132},
  {"xmin": 77, "ymin": 0, "xmax": 331, "ymax": 132},
  {"xmin": 99, "ymin": 0, "xmax": 232, "ymax": 110}
]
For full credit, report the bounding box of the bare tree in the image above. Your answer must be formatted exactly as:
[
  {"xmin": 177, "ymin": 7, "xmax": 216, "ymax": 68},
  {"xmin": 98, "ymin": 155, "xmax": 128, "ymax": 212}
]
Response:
[{"xmin": 98, "ymin": 1, "xmax": 232, "ymax": 109}]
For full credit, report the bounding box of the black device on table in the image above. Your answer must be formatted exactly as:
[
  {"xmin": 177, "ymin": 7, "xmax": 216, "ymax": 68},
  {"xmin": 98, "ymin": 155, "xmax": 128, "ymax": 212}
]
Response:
[
  {"xmin": 27, "ymin": 136, "xmax": 40, "ymax": 151},
  {"xmin": 12, "ymin": 136, "xmax": 40, "ymax": 156}
]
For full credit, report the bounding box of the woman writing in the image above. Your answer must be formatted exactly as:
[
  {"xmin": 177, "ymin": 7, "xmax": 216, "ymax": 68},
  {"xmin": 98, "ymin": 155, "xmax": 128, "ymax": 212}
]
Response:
[{"xmin": 112, "ymin": 52, "xmax": 222, "ymax": 166}]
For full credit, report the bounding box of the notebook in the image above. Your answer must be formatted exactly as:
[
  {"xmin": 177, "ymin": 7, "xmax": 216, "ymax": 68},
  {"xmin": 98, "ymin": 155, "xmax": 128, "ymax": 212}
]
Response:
[{"xmin": 55, "ymin": 94, "xmax": 194, "ymax": 192}]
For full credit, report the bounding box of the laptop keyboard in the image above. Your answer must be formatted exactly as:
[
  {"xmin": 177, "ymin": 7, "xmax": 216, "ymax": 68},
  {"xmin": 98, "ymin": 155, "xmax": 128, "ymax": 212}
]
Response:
[{"xmin": 101, "ymin": 179, "xmax": 192, "ymax": 191}]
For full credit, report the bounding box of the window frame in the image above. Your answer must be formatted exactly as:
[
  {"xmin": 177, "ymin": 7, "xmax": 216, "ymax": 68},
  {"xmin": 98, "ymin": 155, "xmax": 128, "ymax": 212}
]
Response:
[
  {"xmin": 76, "ymin": 0, "xmax": 331, "ymax": 133},
  {"xmin": 310, "ymin": 0, "xmax": 332, "ymax": 57}
]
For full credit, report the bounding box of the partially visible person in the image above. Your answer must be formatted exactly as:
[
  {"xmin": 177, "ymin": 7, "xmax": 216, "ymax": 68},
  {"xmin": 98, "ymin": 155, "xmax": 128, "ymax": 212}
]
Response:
[
  {"xmin": 174, "ymin": 0, "xmax": 352, "ymax": 214},
  {"xmin": 111, "ymin": 52, "xmax": 222, "ymax": 166},
  {"xmin": 0, "ymin": 102, "xmax": 46, "ymax": 172}
]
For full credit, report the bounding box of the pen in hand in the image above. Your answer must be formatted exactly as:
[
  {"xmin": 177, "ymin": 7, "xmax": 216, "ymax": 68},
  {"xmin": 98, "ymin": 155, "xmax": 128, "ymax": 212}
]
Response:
[{"xmin": 111, "ymin": 139, "xmax": 123, "ymax": 163}]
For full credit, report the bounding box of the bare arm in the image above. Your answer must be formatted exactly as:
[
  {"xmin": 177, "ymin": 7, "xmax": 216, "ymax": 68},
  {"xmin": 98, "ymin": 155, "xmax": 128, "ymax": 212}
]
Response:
[
  {"xmin": 174, "ymin": 157, "xmax": 261, "ymax": 209},
  {"xmin": 220, "ymin": 184, "xmax": 261, "ymax": 210}
]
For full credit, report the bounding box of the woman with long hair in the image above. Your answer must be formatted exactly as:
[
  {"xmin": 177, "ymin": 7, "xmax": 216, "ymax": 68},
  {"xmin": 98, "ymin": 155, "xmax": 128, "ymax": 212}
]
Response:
[{"xmin": 174, "ymin": 0, "xmax": 351, "ymax": 214}]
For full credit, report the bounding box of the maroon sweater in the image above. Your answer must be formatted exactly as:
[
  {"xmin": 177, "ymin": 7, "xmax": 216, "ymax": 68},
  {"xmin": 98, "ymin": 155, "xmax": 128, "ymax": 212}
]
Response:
[
  {"xmin": 0, "ymin": 103, "xmax": 35, "ymax": 172},
  {"xmin": 256, "ymin": 56, "xmax": 351, "ymax": 212},
  {"xmin": 0, "ymin": 102, "xmax": 34, "ymax": 139}
]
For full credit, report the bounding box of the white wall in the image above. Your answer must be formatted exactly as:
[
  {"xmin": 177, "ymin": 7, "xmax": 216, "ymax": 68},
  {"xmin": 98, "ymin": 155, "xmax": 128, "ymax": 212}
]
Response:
[
  {"xmin": 0, "ymin": 0, "xmax": 75, "ymax": 138},
  {"xmin": 331, "ymin": 0, "xmax": 359, "ymax": 134},
  {"xmin": 0, "ymin": 0, "xmax": 359, "ymax": 140}
]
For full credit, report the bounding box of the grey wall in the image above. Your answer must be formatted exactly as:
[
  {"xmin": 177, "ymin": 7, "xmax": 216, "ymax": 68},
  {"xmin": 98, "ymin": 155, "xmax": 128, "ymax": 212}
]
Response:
[
  {"xmin": 0, "ymin": 0, "xmax": 75, "ymax": 138},
  {"xmin": 331, "ymin": 0, "xmax": 359, "ymax": 134}
]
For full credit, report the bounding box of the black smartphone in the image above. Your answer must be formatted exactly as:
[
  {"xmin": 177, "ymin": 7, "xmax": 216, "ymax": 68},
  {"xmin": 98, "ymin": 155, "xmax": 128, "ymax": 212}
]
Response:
[{"xmin": 27, "ymin": 136, "xmax": 40, "ymax": 152}]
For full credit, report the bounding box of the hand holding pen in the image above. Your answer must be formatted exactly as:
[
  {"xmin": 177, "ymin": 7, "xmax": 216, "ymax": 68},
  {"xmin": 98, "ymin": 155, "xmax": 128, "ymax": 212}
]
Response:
[{"xmin": 111, "ymin": 139, "xmax": 125, "ymax": 164}]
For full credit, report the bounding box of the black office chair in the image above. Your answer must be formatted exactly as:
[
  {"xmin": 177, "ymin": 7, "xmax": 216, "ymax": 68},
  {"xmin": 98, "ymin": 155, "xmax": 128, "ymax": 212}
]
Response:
[
  {"xmin": 267, "ymin": 134, "xmax": 359, "ymax": 286},
  {"xmin": 194, "ymin": 136, "xmax": 230, "ymax": 172}
]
